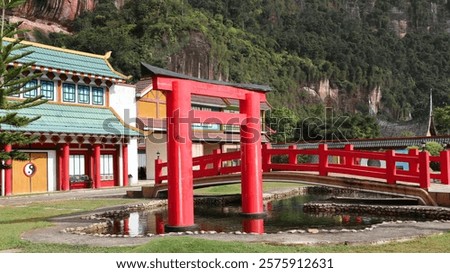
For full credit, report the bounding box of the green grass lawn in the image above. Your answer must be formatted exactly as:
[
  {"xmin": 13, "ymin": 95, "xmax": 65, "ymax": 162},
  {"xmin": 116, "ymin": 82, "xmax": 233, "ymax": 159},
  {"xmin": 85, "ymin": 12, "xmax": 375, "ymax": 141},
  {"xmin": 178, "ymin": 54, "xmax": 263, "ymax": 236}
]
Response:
[
  {"xmin": 194, "ymin": 182, "xmax": 303, "ymax": 195},
  {"xmin": 0, "ymin": 187, "xmax": 449, "ymax": 253}
]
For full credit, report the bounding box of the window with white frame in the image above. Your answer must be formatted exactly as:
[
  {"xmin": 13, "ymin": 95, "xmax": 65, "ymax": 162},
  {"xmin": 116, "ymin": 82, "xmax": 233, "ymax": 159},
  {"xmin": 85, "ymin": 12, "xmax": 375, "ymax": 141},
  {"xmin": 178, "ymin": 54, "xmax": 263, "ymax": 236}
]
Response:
[
  {"xmin": 92, "ymin": 87, "xmax": 104, "ymax": 105},
  {"xmin": 63, "ymin": 83, "xmax": 76, "ymax": 102},
  {"xmin": 100, "ymin": 154, "xmax": 114, "ymax": 180},
  {"xmin": 40, "ymin": 80, "xmax": 55, "ymax": 100},
  {"xmin": 9, "ymin": 79, "xmax": 105, "ymax": 106},
  {"xmin": 77, "ymin": 85, "xmax": 90, "ymax": 104},
  {"xmin": 23, "ymin": 79, "xmax": 38, "ymax": 98},
  {"xmin": 69, "ymin": 155, "xmax": 85, "ymax": 176},
  {"xmin": 9, "ymin": 79, "xmax": 55, "ymax": 100}
]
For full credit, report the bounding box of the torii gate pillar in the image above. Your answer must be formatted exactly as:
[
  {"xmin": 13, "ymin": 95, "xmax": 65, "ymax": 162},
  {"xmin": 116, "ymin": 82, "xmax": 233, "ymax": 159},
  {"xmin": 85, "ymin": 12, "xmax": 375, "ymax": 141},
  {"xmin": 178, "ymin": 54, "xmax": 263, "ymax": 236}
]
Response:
[
  {"xmin": 165, "ymin": 81, "xmax": 197, "ymax": 232},
  {"xmin": 240, "ymin": 92, "xmax": 264, "ymax": 217}
]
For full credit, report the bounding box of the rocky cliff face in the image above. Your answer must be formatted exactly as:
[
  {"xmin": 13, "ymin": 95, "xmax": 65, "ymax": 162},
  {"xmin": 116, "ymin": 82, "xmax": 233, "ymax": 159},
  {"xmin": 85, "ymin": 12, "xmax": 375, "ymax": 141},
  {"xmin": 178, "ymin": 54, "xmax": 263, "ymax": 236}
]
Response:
[
  {"xmin": 8, "ymin": 0, "xmax": 127, "ymax": 40},
  {"xmin": 15, "ymin": 0, "xmax": 96, "ymax": 23}
]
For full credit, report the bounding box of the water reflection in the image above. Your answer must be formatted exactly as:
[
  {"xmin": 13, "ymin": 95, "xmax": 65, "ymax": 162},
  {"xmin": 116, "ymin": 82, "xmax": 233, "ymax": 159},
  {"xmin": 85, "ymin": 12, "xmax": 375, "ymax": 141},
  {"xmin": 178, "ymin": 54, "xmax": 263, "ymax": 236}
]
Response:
[
  {"xmin": 104, "ymin": 194, "xmax": 390, "ymax": 236},
  {"xmin": 242, "ymin": 218, "xmax": 264, "ymax": 234}
]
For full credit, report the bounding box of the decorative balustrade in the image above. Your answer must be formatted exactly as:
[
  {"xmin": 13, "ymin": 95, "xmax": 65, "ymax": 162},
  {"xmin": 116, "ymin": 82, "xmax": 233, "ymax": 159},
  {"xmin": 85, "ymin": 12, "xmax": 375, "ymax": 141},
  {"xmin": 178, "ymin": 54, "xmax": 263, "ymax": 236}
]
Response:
[{"xmin": 155, "ymin": 143, "xmax": 450, "ymax": 189}]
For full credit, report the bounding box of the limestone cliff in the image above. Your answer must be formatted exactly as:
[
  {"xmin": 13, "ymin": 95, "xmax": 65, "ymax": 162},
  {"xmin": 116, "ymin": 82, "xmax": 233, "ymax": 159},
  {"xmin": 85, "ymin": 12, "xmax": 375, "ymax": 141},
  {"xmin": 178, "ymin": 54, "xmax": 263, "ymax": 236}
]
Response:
[{"xmin": 15, "ymin": 0, "xmax": 96, "ymax": 23}]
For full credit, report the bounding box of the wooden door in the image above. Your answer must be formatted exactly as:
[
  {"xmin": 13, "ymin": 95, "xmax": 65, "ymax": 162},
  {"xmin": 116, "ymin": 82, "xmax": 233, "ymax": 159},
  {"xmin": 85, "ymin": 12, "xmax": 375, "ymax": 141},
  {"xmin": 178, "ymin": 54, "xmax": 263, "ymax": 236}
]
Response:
[{"xmin": 12, "ymin": 152, "xmax": 48, "ymax": 194}]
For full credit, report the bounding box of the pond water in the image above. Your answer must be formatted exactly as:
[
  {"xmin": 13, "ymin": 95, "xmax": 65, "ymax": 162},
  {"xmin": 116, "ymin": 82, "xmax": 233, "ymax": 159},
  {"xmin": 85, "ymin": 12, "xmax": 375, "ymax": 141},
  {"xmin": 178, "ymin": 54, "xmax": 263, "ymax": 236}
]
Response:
[{"xmin": 104, "ymin": 193, "xmax": 398, "ymax": 236}]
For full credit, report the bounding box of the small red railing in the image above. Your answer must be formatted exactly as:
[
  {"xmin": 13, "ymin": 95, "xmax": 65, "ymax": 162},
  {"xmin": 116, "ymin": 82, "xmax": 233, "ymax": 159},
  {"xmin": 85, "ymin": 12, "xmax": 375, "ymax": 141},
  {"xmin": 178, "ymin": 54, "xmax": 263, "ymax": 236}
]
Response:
[{"xmin": 155, "ymin": 144, "xmax": 450, "ymax": 189}]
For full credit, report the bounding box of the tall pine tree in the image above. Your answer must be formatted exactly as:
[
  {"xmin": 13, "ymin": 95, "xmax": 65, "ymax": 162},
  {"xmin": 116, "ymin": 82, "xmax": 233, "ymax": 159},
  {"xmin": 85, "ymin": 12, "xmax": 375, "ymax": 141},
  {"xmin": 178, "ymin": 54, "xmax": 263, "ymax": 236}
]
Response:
[{"xmin": 0, "ymin": 0, "xmax": 47, "ymax": 168}]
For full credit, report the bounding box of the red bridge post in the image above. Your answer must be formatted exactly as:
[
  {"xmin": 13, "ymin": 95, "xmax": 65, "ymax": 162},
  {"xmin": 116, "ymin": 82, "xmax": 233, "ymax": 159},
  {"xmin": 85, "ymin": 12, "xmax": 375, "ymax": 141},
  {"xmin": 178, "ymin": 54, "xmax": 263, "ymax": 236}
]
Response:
[
  {"xmin": 318, "ymin": 144, "xmax": 328, "ymax": 176},
  {"xmin": 419, "ymin": 151, "xmax": 431, "ymax": 189},
  {"xmin": 409, "ymin": 149, "xmax": 419, "ymax": 173},
  {"xmin": 344, "ymin": 144, "xmax": 354, "ymax": 166},
  {"xmin": 386, "ymin": 150, "xmax": 396, "ymax": 184},
  {"xmin": 289, "ymin": 145, "xmax": 298, "ymax": 164},
  {"xmin": 262, "ymin": 143, "xmax": 271, "ymax": 172},
  {"xmin": 240, "ymin": 92, "xmax": 264, "ymax": 217},
  {"xmin": 165, "ymin": 81, "xmax": 197, "ymax": 231},
  {"xmin": 440, "ymin": 150, "xmax": 449, "ymax": 185}
]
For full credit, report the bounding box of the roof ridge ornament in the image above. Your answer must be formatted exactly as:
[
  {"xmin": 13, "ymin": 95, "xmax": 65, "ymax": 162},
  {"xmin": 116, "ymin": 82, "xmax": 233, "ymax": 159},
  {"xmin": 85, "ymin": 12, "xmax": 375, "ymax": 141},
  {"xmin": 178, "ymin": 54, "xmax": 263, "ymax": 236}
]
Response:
[{"xmin": 104, "ymin": 51, "xmax": 112, "ymax": 59}]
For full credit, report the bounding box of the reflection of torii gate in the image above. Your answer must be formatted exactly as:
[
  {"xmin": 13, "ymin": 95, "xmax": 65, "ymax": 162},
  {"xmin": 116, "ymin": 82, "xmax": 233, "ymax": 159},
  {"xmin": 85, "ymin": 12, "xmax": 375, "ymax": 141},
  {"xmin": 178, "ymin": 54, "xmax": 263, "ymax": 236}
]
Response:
[{"xmin": 143, "ymin": 63, "xmax": 271, "ymax": 231}]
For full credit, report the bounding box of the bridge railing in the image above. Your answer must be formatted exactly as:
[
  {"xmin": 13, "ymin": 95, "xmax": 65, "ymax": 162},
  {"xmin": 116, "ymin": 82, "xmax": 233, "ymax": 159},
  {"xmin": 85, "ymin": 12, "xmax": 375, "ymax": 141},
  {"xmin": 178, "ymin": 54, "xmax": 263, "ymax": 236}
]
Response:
[
  {"xmin": 154, "ymin": 150, "xmax": 242, "ymax": 184},
  {"xmin": 154, "ymin": 143, "xmax": 450, "ymax": 189}
]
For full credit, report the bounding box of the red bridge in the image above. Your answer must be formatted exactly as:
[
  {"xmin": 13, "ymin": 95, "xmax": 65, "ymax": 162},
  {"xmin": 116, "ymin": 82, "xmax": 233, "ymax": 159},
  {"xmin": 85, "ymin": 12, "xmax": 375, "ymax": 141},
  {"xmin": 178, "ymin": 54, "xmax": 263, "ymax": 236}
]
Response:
[{"xmin": 143, "ymin": 143, "xmax": 450, "ymax": 207}]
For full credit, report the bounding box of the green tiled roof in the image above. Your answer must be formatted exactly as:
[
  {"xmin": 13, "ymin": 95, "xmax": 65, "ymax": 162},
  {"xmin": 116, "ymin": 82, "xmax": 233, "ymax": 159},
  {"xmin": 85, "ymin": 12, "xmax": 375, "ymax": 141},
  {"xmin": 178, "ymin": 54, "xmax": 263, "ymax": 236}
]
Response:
[
  {"xmin": 5, "ymin": 38, "xmax": 127, "ymax": 79},
  {"xmin": 0, "ymin": 103, "xmax": 141, "ymax": 137}
]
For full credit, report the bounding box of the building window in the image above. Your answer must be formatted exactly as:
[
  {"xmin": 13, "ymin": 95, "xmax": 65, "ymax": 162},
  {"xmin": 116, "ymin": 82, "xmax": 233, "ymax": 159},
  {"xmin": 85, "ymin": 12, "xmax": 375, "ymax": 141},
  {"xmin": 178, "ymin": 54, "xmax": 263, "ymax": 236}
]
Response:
[
  {"xmin": 78, "ymin": 85, "xmax": 90, "ymax": 104},
  {"xmin": 69, "ymin": 155, "xmax": 85, "ymax": 175},
  {"xmin": 100, "ymin": 154, "xmax": 114, "ymax": 180},
  {"xmin": 9, "ymin": 84, "xmax": 20, "ymax": 97},
  {"xmin": 23, "ymin": 79, "xmax": 38, "ymax": 98},
  {"xmin": 40, "ymin": 80, "xmax": 55, "ymax": 100},
  {"xmin": 63, "ymin": 83, "xmax": 76, "ymax": 102},
  {"xmin": 92, "ymin": 87, "xmax": 104, "ymax": 105}
]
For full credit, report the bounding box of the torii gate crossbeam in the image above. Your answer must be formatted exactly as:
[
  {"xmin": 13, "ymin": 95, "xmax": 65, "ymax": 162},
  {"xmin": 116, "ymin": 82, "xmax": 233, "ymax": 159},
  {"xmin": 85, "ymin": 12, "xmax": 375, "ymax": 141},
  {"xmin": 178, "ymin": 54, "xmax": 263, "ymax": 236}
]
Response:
[{"xmin": 145, "ymin": 63, "xmax": 270, "ymax": 232}]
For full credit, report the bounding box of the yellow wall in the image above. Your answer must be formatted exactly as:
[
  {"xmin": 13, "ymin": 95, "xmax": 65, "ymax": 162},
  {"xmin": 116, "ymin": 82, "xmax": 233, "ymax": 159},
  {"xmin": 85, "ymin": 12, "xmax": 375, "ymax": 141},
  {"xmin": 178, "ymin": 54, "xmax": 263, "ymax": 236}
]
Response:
[{"xmin": 138, "ymin": 90, "xmax": 166, "ymax": 119}]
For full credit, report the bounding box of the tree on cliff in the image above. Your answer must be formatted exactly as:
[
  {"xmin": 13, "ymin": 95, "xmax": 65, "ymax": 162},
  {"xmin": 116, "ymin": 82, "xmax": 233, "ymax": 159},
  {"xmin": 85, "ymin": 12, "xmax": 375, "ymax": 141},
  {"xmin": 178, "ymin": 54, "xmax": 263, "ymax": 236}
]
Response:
[
  {"xmin": 0, "ymin": 0, "xmax": 47, "ymax": 168},
  {"xmin": 434, "ymin": 106, "xmax": 450, "ymax": 135}
]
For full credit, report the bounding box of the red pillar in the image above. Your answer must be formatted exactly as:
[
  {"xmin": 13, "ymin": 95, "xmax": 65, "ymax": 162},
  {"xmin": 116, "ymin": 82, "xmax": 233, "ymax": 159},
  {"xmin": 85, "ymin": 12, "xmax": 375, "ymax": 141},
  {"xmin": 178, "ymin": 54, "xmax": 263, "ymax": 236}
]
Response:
[
  {"xmin": 419, "ymin": 151, "xmax": 431, "ymax": 189},
  {"xmin": 93, "ymin": 144, "xmax": 101, "ymax": 189},
  {"xmin": 122, "ymin": 143, "xmax": 129, "ymax": 187},
  {"xmin": 386, "ymin": 150, "xmax": 396, "ymax": 184},
  {"xmin": 165, "ymin": 80, "xmax": 196, "ymax": 232},
  {"xmin": 409, "ymin": 149, "xmax": 419, "ymax": 174},
  {"xmin": 240, "ymin": 92, "xmax": 264, "ymax": 217},
  {"xmin": 289, "ymin": 145, "xmax": 298, "ymax": 164},
  {"xmin": 4, "ymin": 144, "xmax": 12, "ymax": 196},
  {"xmin": 262, "ymin": 143, "xmax": 272, "ymax": 172},
  {"xmin": 61, "ymin": 143, "xmax": 70, "ymax": 191},
  {"xmin": 440, "ymin": 150, "xmax": 450, "ymax": 185},
  {"xmin": 318, "ymin": 144, "xmax": 328, "ymax": 176},
  {"xmin": 344, "ymin": 144, "xmax": 354, "ymax": 166}
]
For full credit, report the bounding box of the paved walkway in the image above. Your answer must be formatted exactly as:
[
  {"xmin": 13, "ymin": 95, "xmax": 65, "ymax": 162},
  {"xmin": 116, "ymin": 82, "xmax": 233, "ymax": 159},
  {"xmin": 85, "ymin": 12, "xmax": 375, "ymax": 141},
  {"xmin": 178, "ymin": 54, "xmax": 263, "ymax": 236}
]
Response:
[{"xmin": 0, "ymin": 181, "xmax": 154, "ymax": 206}]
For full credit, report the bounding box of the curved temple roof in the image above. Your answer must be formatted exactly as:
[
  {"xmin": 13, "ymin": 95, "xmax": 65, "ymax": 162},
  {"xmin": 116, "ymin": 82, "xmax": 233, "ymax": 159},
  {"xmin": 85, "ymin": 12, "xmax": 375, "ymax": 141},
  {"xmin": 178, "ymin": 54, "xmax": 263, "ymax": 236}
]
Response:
[
  {"xmin": 141, "ymin": 62, "xmax": 271, "ymax": 93},
  {"xmin": 4, "ymin": 38, "xmax": 129, "ymax": 80},
  {"xmin": 0, "ymin": 103, "xmax": 141, "ymax": 137}
]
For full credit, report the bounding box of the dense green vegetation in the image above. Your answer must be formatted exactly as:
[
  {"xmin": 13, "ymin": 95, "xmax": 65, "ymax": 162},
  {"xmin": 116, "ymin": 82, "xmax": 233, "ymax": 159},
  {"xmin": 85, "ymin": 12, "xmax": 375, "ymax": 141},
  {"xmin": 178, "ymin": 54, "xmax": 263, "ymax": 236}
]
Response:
[
  {"xmin": 36, "ymin": 0, "xmax": 450, "ymax": 137},
  {"xmin": 1, "ymin": 0, "xmax": 48, "ymax": 167},
  {"xmin": 434, "ymin": 106, "xmax": 450, "ymax": 135}
]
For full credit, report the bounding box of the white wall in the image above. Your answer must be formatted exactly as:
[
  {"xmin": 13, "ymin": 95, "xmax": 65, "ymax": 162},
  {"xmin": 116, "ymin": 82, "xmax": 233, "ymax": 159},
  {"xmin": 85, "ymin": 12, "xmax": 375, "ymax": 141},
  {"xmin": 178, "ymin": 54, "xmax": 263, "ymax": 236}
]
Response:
[
  {"xmin": 109, "ymin": 83, "xmax": 139, "ymax": 185},
  {"xmin": 109, "ymin": 83, "xmax": 137, "ymax": 127},
  {"xmin": 128, "ymin": 139, "xmax": 139, "ymax": 185}
]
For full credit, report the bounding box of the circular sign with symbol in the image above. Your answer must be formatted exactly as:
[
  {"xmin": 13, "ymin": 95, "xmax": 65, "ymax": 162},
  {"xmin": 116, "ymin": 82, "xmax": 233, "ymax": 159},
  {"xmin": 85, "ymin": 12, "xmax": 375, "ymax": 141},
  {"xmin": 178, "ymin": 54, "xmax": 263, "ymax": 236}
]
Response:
[{"xmin": 23, "ymin": 163, "xmax": 37, "ymax": 177}]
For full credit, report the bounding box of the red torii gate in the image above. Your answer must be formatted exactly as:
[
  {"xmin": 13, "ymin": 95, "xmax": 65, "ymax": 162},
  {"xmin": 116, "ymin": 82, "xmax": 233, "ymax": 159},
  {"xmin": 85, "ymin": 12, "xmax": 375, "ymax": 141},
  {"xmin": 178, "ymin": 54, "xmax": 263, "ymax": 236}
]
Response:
[{"xmin": 143, "ymin": 63, "xmax": 270, "ymax": 231}]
